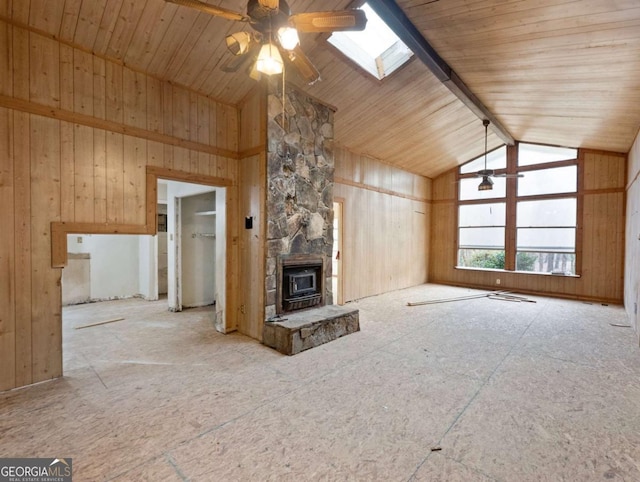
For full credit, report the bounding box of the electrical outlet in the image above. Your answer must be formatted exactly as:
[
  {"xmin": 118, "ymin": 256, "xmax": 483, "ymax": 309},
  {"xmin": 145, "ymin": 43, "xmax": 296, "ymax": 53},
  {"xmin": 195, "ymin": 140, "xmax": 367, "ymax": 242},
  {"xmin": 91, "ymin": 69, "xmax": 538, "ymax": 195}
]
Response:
[
  {"xmin": 240, "ymin": 304, "xmax": 245, "ymax": 314},
  {"xmin": 496, "ymin": 278, "xmax": 501, "ymax": 285},
  {"xmin": 77, "ymin": 236, "xmax": 83, "ymax": 243}
]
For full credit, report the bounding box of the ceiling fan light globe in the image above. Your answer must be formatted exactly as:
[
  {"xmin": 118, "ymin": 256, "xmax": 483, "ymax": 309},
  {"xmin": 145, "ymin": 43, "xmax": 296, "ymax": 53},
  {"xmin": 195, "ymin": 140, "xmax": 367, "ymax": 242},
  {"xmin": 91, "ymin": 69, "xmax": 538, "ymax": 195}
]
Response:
[
  {"xmin": 225, "ymin": 32, "xmax": 251, "ymax": 55},
  {"xmin": 277, "ymin": 26, "xmax": 299, "ymax": 50},
  {"xmin": 478, "ymin": 175, "xmax": 493, "ymax": 191},
  {"xmin": 256, "ymin": 42, "xmax": 284, "ymax": 75}
]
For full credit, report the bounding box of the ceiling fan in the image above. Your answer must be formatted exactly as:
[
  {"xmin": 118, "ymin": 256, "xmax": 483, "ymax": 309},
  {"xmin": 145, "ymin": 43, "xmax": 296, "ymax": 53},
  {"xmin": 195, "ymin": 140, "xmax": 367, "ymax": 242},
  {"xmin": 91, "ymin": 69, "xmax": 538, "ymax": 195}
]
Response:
[
  {"xmin": 475, "ymin": 119, "xmax": 522, "ymax": 191},
  {"xmin": 165, "ymin": 0, "xmax": 368, "ymax": 84}
]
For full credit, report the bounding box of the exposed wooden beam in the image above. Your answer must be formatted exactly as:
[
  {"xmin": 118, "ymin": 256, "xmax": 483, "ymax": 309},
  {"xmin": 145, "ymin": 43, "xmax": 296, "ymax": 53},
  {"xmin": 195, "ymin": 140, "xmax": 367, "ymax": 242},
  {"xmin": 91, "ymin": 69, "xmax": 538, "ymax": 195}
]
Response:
[{"xmin": 366, "ymin": 0, "xmax": 515, "ymax": 146}]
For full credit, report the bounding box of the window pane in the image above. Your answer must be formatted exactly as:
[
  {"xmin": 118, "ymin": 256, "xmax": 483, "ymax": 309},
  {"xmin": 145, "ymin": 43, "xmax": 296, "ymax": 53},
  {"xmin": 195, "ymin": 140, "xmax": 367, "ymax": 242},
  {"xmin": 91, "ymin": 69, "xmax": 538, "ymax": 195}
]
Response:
[
  {"xmin": 460, "ymin": 177, "xmax": 506, "ymax": 200},
  {"xmin": 459, "ymin": 203, "xmax": 505, "ymax": 227},
  {"xmin": 460, "ymin": 146, "xmax": 507, "ymax": 174},
  {"xmin": 517, "ymin": 165, "xmax": 577, "ymax": 197},
  {"xmin": 516, "ymin": 251, "xmax": 576, "ymax": 275},
  {"xmin": 459, "ymin": 227, "xmax": 505, "ymax": 249},
  {"xmin": 458, "ymin": 249, "xmax": 505, "ymax": 269},
  {"xmin": 517, "ymin": 198, "xmax": 576, "ymax": 227},
  {"xmin": 327, "ymin": 3, "xmax": 413, "ymax": 80},
  {"xmin": 518, "ymin": 143, "xmax": 577, "ymax": 166},
  {"xmin": 517, "ymin": 228, "xmax": 575, "ymax": 251}
]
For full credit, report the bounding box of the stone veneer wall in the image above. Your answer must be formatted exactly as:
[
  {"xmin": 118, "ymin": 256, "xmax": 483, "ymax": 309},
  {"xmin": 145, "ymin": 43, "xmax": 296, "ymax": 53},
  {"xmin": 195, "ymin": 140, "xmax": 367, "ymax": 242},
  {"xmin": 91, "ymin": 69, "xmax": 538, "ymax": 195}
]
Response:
[{"xmin": 265, "ymin": 83, "xmax": 335, "ymax": 320}]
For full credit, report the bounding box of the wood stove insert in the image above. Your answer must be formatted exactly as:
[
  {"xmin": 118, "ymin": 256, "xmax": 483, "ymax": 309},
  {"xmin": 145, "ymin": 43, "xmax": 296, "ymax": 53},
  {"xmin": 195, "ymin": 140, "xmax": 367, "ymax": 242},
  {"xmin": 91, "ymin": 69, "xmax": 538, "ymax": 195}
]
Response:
[{"xmin": 277, "ymin": 255, "xmax": 325, "ymax": 314}]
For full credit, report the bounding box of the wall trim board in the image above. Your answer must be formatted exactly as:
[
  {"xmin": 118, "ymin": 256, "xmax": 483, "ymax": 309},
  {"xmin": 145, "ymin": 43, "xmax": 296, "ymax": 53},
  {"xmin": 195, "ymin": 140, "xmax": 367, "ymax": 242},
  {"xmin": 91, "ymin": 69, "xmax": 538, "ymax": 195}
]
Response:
[
  {"xmin": 429, "ymin": 279, "xmax": 623, "ymax": 305},
  {"xmin": 146, "ymin": 166, "xmax": 234, "ymax": 188},
  {"xmin": 239, "ymin": 146, "xmax": 265, "ymax": 159},
  {"xmin": 51, "ymin": 167, "xmax": 235, "ymax": 268},
  {"xmin": 0, "ymin": 94, "xmax": 239, "ymax": 159},
  {"xmin": 0, "ymin": 16, "xmax": 238, "ymax": 111},
  {"xmin": 334, "ymin": 176, "xmax": 430, "ymax": 203},
  {"xmin": 51, "ymin": 222, "xmax": 151, "ymax": 268}
]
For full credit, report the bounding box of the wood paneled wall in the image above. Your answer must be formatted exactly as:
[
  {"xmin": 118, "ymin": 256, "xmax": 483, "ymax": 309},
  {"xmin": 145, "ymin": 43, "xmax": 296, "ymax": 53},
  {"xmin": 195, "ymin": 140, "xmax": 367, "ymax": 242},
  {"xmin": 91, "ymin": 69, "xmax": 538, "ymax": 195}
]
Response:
[
  {"xmin": 625, "ymin": 131, "xmax": 640, "ymax": 340},
  {"xmin": 237, "ymin": 86, "xmax": 267, "ymax": 340},
  {"xmin": 334, "ymin": 146, "xmax": 431, "ymax": 302},
  {"xmin": 430, "ymin": 149, "xmax": 626, "ymax": 303},
  {"xmin": 0, "ymin": 22, "xmax": 239, "ymax": 391}
]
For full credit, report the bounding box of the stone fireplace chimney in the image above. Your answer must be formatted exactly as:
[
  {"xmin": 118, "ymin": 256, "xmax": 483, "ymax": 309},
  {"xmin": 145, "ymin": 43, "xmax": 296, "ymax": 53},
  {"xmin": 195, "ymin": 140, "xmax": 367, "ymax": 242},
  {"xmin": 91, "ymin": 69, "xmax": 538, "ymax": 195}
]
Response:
[{"xmin": 265, "ymin": 84, "xmax": 335, "ymax": 320}]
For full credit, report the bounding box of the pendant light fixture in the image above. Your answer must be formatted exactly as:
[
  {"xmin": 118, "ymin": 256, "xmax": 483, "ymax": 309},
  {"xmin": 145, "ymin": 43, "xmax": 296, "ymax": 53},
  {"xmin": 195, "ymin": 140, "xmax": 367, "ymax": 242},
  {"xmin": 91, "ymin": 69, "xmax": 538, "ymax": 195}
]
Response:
[
  {"xmin": 478, "ymin": 174, "xmax": 493, "ymax": 191},
  {"xmin": 256, "ymin": 42, "xmax": 284, "ymax": 75},
  {"xmin": 478, "ymin": 119, "xmax": 493, "ymax": 191},
  {"xmin": 255, "ymin": 12, "xmax": 286, "ymax": 77},
  {"xmin": 225, "ymin": 32, "xmax": 252, "ymax": 56},
  {"xmin": 277, "ymin": 26, "xmax": 299, "ymax": 51}
]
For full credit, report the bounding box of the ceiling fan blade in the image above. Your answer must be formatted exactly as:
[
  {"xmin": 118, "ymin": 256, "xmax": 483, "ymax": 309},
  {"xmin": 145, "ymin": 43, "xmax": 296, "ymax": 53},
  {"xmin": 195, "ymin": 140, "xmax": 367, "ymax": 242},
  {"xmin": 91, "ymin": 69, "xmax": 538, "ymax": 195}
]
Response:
[
  {"xmin": 165, "ymin": 0, "xmax": 248, "ymax": 22},
  {"xmin": 258, "ymin": 0, "xmax": 279, "ymax": 9},
  {"xmin": 289, "ymin": 9, "xmax": 367, "ymax": 33},
  {"xmin": 220, "ymin": 53, "xmax": 251, "ymax": 73},
  {"xmin": 493, "ymin": 173, "xmax": 525, "ymax": 178},
  {"xmin": 475, "ymin": 169, "xmax": 494, "ymax": 177},
  {"xmin": 286, "ymin": 46, "xmax": 321, "ymax": 85},
  {"xmin": 221, "ymin": 42, "xmax": 260, "ymax": 73}
]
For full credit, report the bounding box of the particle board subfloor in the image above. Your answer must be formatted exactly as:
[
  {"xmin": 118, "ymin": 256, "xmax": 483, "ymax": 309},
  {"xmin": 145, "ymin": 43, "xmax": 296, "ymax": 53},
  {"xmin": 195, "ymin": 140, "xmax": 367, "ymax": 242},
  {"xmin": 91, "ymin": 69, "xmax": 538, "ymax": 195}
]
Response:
[{"xmin": 1, "ymin": 285, "xmax": 639, "ymax": 481}]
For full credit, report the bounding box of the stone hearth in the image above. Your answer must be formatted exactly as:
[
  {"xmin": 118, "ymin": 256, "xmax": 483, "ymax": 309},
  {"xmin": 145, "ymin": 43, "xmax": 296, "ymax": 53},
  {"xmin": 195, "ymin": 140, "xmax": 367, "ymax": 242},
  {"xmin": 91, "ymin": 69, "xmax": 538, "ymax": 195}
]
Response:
[{"xmin": 263, "ymin": 305, "xmax": 359, "ymax": 356}]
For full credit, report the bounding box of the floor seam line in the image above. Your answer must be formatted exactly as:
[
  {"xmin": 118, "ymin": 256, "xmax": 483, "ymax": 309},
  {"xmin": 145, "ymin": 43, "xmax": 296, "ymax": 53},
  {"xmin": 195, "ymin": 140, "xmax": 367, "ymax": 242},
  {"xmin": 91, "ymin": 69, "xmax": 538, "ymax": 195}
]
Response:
[
  {"xmin": 406, "ymin": 306, "xmax": 548, "ymax": 481},
  {"xmin": 165, "ymin": 453, "xmax": 190, "ymax": 482}
]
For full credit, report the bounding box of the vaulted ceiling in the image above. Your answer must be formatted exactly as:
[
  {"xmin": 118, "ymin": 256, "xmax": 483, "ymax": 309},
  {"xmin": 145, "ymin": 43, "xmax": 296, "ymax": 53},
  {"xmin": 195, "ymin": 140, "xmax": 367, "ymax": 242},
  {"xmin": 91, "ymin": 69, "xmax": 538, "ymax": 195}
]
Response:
[{"xmin": 2, "ymin": 0, "xmax": 639, "ymax": 178}]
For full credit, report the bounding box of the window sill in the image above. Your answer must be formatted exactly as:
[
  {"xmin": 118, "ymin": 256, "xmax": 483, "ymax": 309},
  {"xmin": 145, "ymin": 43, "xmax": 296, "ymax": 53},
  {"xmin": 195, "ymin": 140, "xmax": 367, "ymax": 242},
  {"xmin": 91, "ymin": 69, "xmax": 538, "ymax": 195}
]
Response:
[{"xmin": 454, "ymin": 266, "xmax": 580, "ymax": 278}]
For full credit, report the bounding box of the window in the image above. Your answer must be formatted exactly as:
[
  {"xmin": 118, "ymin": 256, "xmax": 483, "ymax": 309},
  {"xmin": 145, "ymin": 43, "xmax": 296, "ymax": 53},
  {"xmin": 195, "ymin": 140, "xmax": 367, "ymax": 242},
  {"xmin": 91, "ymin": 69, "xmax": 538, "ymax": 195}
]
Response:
[
  {"xmin": 518, "ymin": 143, "xmax": 578, "ymax": 167},
  {"xmin": 327, "ymin": 3, "xmax": 413, "ymax": 80},
  {"xmin": 460, "ymin": 146, "xmax": 507, "ymax": 174},
  {"xmin": 516, "ymin": 198, "xmax": 577, "ymax": 273},
  {"xmin": 457, "ymin": 143, "xmax": 579, "ymax": 275},
  {"xmin": 458, "ymin": 203, "xmax": 506, "ymax": 269}
]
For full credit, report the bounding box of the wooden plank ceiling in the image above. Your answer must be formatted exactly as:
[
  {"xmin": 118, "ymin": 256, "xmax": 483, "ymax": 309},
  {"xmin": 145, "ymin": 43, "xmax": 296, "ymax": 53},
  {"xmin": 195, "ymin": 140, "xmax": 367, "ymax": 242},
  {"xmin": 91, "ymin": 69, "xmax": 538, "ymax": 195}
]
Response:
[{"xmin": 1, "ymin": 0, "xmax": 639, "ymax": 178}]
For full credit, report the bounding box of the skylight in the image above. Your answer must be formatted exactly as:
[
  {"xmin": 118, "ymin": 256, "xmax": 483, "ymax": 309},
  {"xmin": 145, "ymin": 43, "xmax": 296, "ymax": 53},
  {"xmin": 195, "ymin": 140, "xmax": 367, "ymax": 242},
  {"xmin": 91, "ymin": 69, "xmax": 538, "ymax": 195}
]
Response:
[{"xmin": 327, "ymin": 3, "xmax": 413, "ymax": 80}]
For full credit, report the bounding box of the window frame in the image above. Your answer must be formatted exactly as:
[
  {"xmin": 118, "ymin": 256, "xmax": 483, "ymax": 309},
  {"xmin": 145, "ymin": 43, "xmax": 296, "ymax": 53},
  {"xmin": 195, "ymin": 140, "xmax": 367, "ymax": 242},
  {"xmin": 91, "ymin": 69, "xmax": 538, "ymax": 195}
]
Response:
[
  {"xmin": 455, "ymin": 142, "xmax": 582, "ymax": 276},
  {"xmin": 324, "ymin": 1, "xmax": 416, "ymax": 82}
]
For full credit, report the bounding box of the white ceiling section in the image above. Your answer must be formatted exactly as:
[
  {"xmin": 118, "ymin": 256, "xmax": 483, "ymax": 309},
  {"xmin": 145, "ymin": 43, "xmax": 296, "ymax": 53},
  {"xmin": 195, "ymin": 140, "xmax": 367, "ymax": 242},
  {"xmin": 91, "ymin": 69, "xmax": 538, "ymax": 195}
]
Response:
[{"xmin": 2, "ymin": 0, "xmax": 639, "ymax": 178}]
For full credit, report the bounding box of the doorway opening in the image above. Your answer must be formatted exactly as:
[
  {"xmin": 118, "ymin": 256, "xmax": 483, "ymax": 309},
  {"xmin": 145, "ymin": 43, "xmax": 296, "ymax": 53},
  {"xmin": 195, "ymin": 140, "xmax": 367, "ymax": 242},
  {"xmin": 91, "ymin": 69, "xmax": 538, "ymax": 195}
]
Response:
[
  {"xmin": 333, "ymin": 199, "xmax": 344, "ymax": 305},
  {"xmin": 61, "ymin": 180, "xmax": 227, "ymax": 373}
]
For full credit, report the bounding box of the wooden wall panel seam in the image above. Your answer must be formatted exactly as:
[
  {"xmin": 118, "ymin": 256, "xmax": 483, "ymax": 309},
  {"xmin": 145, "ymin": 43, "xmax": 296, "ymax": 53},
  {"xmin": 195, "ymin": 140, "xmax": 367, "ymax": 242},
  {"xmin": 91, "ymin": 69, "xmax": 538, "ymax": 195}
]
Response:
[
  {"xmin": 581, "ymin": 148, "xmax": 627, "ymax": 158},
  {"xmin": 12, "ymin": 111, "xmax": 32, "ymax": 387},
  {"xmin": 0, "ymin": 107, "xmax": 16, "ymax": 391}
]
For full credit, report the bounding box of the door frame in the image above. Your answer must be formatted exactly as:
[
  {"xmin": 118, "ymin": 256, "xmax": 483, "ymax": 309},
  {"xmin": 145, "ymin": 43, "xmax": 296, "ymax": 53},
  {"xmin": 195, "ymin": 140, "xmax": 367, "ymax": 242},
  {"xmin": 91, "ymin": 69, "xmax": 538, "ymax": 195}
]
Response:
[
  {"xmin": 52, "ymin": 166, "xmax": 236, "ymax": 333},
  {"xmin": 333, "ymin": 197, "xmax": 345, "ymax": 305}
]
